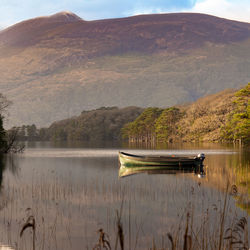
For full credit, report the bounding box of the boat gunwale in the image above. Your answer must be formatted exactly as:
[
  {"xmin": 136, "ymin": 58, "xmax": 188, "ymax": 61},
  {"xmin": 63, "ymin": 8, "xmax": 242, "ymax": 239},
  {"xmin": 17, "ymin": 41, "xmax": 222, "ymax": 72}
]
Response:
[{"xmin": 119, "ymin": 151, "xmax": 200, "ymax": 163}]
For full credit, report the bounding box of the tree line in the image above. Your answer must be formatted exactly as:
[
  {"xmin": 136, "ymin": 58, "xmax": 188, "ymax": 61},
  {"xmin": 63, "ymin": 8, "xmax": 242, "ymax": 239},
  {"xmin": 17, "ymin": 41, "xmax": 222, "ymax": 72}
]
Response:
[
  {"xmin": 2, "ymin": 83, "xmax": 249, "ymax": 146},
  {"xmin": 14, "ymin": 106, "xmax": 144, "ymax": 142},
  {"xmin": 221, "ymin": 83, "xmax": 250, "ymax": 145},
  {"xmin": 121, "ymin": 107, "xmax": 182, "ymax": 143},
  {"xmin": 0, "ymin": 94, "xmax": 24, "ymax": 153},
  {"xmin": 122, "ymin": 83, "xmax": 249, "ymax": 145}
]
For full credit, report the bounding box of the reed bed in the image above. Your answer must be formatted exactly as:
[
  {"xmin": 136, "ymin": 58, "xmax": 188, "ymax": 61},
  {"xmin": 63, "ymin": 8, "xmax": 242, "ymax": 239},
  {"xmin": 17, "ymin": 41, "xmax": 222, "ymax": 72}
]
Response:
[{"xmin": 0, "ymin": 153, "xmax": 248, "ymax": 249}]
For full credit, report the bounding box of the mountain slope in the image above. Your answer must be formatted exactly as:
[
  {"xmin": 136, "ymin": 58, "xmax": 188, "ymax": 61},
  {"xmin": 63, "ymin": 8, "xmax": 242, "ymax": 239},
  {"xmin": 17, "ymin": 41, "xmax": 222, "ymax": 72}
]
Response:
[
  {"xmin": 0, "ymin": 12, "xmax": 250, "ymax": 127},
  {"xmin": 122, "ymin": 83, "xmax": 249, "ymax": 144},
  {"xmin": 1, "ymin": 12, "xmax": 249, "ymax": 53}
]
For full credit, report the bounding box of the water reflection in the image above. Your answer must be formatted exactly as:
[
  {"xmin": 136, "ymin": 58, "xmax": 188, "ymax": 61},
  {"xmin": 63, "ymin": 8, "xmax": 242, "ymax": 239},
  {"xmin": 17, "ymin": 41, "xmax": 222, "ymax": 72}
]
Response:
[
  {"xmin": 0, "ymin": 155, "xmax": 19, "ymax": 250},
  {"xmin": 0, "ymin": 155, "xmax": 4, "ymax": 189},
  {"xmin": 0, "ymin": 144, "xmax": 248, "ymax": 249},
  {"xmin": 0, "ymin": 155, "xmax": 19, "ymax": 187},
  {"xmin": 0, "ymin": 244, "xmax": 15, "ymax": 250},
  {"xmin": 204, "ymin": 150, "xmax": 250, "ymax": 213},
  {"xmin": 119, "ymin": 165, "xmax": 204, "ymax": 178}
]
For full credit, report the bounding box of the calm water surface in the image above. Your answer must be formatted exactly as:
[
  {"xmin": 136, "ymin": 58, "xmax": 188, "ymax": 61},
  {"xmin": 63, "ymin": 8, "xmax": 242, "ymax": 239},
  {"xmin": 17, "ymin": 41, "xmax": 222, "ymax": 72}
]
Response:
[{"xmin": 0, "ymin": 142, "xmax": 249, "ymax": 249}]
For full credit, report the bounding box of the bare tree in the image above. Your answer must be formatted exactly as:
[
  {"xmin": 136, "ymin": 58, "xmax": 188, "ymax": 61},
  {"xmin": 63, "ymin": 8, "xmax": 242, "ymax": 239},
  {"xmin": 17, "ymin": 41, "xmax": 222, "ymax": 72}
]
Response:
[
  {"xmin": 0, "ymin": 93, "xmax": 24, "ymax": 153},
  {"xmin": 3, "ymin": 127, "xmax": 25, "ymax": 153},
  {"xmin": 0, "ymin": 93, "xmax": 12, "ymax": 116}
]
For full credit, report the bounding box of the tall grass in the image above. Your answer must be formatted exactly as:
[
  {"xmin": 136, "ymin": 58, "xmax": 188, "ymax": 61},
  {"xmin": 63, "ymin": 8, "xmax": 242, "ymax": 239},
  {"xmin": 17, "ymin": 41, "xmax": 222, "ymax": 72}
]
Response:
[
  {"xmin": 89, "ymin": 183, "xmax": 249, "ymax": 250},
  {"xmin": 0, "ymin": 162, "xmax": 248, "ymax": 249}
]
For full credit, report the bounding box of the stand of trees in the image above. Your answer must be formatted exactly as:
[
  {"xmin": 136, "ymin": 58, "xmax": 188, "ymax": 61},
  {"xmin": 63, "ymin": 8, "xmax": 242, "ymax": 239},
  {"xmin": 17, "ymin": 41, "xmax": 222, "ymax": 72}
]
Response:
[
  {"xmin": 122, "ymin": 107, "xmax": 182, "ymax": 143},
  {"xmin": 46, "ymin": 106, "xmax": 143, "ymax": 141},
  {"xmin": 15, "ymin": 106, "xmax": 144, "ymax": 142},
  {"xmin": 0, "ymin": 94, "xmax": 10, "ymax": 153},
  {"xmin": 0, "ymin": 115, "xmax": 7, "ymax": 151},
  {"xmin": 122, "ymin": 83, "xmax": 250, "ymax": 146},
  {"xmin": 14, "ymin": 124, "xmax": 40, "ymax": 141},
  {"xmin": 221, "ymin": 83, "xmax": 250, "ymax": 145},
  {"xmin": 0, "ymin": 94, "xmax": 24, "ymax": 153}
]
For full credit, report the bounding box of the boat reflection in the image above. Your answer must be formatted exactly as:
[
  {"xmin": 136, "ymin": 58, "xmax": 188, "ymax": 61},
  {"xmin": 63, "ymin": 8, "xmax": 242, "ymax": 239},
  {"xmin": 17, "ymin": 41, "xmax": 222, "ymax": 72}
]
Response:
[
  {"xmin": 0, "ymin": 243, "xmax": 15, "ymax": 249},
  {"xmin": 119, "ymin": 165, "xmax": 205, "ymax": 178}
]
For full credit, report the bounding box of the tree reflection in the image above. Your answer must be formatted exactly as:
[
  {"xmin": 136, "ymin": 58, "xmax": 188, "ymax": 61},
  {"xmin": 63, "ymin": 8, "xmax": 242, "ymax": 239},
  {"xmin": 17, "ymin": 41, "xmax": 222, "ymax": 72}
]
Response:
[
  {"xmin": 0, "ymin": 154, "xmax": 19, "ymax": 211},
  {"xmin": 0, "ymin": 154, "xmax": 4, "ymax": 189}
]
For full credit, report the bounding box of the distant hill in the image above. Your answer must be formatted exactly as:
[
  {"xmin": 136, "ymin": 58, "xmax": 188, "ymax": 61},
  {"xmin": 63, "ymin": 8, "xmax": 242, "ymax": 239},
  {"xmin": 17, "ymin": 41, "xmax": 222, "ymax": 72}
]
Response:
[
  {"xmin": 0, "ymin": 12, "xmax": 250, "ymax": 127},
  {"xmin": 17, "ymin": 106, "xmax": 143, "ymax": 142},
  {"xmin": 122, "ymin": 83, "xmax": 249, "ymax": 144}
]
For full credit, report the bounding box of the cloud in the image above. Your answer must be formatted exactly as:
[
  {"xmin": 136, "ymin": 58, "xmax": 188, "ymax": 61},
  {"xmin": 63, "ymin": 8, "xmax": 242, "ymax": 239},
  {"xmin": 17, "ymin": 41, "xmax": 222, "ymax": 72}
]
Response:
[
  {"xmin": 0, "ymin": 0, "xmax": 249, "ymax": 28},
  {"xmin": 123, "ymin": 0, "xmax": 195, "ymax": 16},
  {"xmin": 190, "ymin": 0, "xmax": 250, "ymax": 22},
  {"xmin": 0, "ymin": 0, "xmax": 196, "ymax": 28}
]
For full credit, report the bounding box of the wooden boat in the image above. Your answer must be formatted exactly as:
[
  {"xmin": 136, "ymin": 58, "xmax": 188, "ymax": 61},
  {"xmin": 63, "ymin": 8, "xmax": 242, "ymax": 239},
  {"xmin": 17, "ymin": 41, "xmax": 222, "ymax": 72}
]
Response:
[{"xmin": 118, "ymin": 151, "xmax": 205, "ymax": 170}]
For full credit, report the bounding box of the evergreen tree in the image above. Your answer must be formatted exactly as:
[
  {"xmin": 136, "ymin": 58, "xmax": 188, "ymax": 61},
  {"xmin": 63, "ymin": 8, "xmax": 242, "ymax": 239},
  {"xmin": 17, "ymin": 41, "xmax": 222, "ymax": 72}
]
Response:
[
  {"xmin": 155, "ymin": 107, "xmax": 182, "ymax": 142},
  {"xmin": 0, "ymin": 115, "xmax": 7, "ymax": 152},
  {"xmin": 122, "ymin": 107, "xmax": 163, "ymax": 142},
  {"xmin": 221, "ymin": 83, "xmax": 250, "ymax": 145}
]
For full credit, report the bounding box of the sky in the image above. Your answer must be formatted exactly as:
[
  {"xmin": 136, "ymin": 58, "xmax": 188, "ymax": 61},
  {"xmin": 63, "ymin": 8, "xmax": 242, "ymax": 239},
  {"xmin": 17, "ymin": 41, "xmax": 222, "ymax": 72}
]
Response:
[{"xmin": 0, "ymin": 0, "xmax": 250, "ymax": 29}]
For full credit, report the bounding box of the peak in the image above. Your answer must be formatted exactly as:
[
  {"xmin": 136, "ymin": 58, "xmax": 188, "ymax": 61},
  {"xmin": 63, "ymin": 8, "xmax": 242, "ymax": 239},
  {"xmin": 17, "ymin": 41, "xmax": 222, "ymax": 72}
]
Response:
[
  {"xmin": 57, "ymin": 11, "xmax": 74, "ymax": 15},
  {"xmin": 49, "ymin": 11, "xmax": 83, "ymax": 22}
]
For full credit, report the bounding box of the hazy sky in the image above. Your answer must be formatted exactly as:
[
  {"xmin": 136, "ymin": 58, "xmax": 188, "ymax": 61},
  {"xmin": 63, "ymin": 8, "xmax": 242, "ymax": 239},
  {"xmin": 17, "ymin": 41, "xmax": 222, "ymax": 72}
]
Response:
[{"xmin": 0, "ymin": 0, "xmax": 250, "ymax": 29}]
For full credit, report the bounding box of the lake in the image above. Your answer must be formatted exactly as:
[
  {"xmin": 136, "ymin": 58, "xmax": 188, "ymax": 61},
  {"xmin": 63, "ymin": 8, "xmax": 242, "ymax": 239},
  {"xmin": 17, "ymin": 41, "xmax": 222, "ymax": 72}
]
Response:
[{"xmin": 0, "ymin": 142, "xmax": 249, "ymax": 249}]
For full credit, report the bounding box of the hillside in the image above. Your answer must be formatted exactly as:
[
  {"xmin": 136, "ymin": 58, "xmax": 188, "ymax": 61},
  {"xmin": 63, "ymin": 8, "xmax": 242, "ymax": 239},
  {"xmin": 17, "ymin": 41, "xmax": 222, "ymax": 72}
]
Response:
[
  {"xmin": 0, "ymin": 12, "xmax": 250, "ymax": 127},
  {"xmin": 15, "ymin": 84, "xmax": 249, "ymax": 145},
  {"xmin": 17, "ymin": 106, "xmax": 143, "ymax": 142},
  {"xmin": 122, "ymin": 83, "xmax": 250, "ymax": 144}
]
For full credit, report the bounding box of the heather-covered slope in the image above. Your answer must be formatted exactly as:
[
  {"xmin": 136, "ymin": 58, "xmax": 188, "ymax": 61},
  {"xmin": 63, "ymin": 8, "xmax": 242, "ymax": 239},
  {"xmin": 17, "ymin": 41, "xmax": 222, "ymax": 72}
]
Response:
[
  {"xmin": 122, "ymin": 83, "xmax": 250, "ymax": 144},
  {"xmin": 0, "ymin": 12, "xmax": 250, "ymax": 127}
]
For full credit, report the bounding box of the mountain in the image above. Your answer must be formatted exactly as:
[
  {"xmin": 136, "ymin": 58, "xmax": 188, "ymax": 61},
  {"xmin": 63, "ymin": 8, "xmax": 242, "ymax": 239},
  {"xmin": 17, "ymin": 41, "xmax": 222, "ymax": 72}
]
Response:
[
  {"xmin": 1, "ymin": 12, "xmax": 249, "ymax": 54},
  {"xmin": 0, "ymin": 12, "xmax": 250, "ymax": 127}
]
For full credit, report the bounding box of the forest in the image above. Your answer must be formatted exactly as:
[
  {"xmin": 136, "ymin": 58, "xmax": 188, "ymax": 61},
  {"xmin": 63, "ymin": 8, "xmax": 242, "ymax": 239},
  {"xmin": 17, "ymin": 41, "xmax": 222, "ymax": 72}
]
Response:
[
  {"xmin": 15, "ymin": 106, "xmax": 143, "ymax": 142},
  {"xmin": 2, "ymin": 83, "xmax": 249, "ymax": 146},
  {"xmin": 122, "ymin": 83, "xmax": 250, "ymax": 145}
]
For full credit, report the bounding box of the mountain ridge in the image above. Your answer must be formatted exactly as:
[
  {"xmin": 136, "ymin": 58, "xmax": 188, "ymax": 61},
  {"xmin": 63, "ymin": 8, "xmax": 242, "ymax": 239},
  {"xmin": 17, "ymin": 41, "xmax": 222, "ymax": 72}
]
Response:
[
  {"xmin": 0, "ymin": 12, "xmax": 250, "ymax": 127},
  {"xmin": 1, "ymin": 12, "xmax": 250, "ymax": 51}
]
